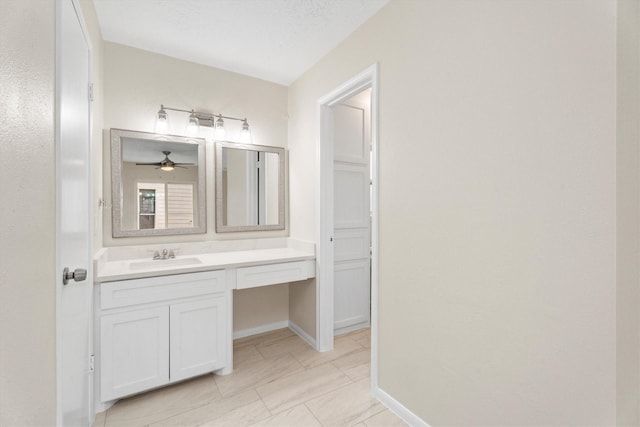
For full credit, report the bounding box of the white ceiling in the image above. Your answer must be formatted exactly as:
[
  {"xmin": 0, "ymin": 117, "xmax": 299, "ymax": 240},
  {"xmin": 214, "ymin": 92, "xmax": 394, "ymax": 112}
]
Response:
[{"xmin": 93, "ymin": 0, "xmax": 389, "ymax": 85}]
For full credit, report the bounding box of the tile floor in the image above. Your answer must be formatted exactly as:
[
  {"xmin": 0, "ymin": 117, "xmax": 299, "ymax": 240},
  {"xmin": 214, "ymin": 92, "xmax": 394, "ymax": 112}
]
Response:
[{"xmin": 93, "ymin": 328, "xmax": 407, "ymax": 427}]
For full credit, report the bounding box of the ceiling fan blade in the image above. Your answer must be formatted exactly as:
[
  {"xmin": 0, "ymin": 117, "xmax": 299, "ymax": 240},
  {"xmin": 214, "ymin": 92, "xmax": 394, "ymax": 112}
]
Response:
[
  {"xmin": 136, "ymin": 162, "xmax": 162, "ymax": 166},
  {"xmin": 173, "ymin": 163, "xmax": 195, "ymax": 166}
]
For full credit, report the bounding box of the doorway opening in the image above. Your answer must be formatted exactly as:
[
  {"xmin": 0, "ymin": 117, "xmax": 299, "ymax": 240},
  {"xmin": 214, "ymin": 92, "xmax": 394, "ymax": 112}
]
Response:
[
  {"xmin": 332, "ymin": 88, "xmax": 372, "ymax": 336},
  {"xmin": 317, "ymin": 64, "xmax": 379, "ymax": 391}
]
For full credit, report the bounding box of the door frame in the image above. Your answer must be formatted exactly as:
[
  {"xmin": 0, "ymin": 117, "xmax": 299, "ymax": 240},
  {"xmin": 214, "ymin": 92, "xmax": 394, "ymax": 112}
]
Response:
[
  {"xmin": 55, "ymin": 0, "xmax": 93, "ymax": 423},
  {"xmin": 316, "ymin": 63, "xmax": 379, "ymax": 390}
]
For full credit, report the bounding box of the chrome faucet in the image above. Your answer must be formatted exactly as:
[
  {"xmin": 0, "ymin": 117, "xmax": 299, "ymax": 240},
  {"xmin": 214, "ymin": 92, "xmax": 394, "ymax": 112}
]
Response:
[{"xmin": 152, "ymin": 249, "xmax": 175, "ymax": 260}]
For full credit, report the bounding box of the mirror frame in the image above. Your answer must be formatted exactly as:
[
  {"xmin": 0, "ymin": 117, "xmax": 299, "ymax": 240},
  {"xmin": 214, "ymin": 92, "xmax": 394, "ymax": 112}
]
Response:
[
  {"xmin": 110, "ymin": 128, "xmax": 207, "ymax": 237},
  {"xmin": 215, "ymin": 141, "xmax": 286, "ymax": 233}
]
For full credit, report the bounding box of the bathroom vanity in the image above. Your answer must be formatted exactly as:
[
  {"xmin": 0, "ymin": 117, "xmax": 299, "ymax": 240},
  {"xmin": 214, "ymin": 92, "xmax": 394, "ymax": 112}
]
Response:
[
  {"xmin": 94, "ymin": 240, "xmax": 315, "ymax": 402},
  {"xmin": 97, "ymin": 129, "xmax": 315, "ymax": 407}
]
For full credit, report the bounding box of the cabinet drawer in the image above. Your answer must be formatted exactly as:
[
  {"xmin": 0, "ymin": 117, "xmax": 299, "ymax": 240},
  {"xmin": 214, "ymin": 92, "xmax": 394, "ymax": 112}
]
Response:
[
  {"xmin": 101, "ymin": 270, "xmax": 226, "ymax": 310},
  {"xmin": 236, "ymin": 260, "xmax": 315, "ymax": 289}
]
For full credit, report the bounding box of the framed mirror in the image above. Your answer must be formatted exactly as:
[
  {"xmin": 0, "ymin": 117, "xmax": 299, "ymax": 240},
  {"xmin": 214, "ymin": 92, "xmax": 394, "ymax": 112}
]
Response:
[
  {"xmin": 111, "ymin": 129, "xmax": 206, "ymax": 237},
  {"xmin": 215, "ymin": 141, "xmax": 285, "ymax": 232}
]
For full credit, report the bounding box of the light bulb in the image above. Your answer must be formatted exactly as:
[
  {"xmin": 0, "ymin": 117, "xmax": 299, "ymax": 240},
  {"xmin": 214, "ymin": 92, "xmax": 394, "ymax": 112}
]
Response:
[
  {"xmin": 186, "ymin": 110, "xmax": 199, "ymax": 136},
  {"xmin": 154, "ymin": 105, "xmax": 169, "ymax": 134},
  {"xmin": 214, "ymin": 114, "xmax": 226, "ymax": 140},
  {"xmin": 240, "ymin": 119, "xmax": 252, "ymax": 144}
]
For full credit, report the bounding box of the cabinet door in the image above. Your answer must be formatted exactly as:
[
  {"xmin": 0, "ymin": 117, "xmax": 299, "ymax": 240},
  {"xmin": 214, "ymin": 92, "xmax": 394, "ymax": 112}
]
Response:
[
  {"xmin": 100, "ymin": 307, "xmax": 169, "ymax": 401},
  {"xmin": 170, "ymin": 297, "xmax": 227, "ymax": 382}
]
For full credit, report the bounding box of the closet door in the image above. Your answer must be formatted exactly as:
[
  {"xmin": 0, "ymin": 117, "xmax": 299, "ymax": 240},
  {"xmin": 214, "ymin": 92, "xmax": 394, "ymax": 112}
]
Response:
[{"xmin": 332, "ymin": 100, "xmax": 371, "ymax": 334}]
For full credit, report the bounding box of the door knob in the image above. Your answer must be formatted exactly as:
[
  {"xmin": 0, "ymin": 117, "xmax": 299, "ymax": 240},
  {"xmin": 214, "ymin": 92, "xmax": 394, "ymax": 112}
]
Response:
[{"xmin": 63, "ymin": 267, "xmax": 87, "ymax": 285}]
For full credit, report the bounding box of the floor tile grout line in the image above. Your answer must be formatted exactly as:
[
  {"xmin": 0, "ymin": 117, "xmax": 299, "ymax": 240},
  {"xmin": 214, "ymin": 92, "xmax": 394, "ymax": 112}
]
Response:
[
  {"xmin": 301, "ymin": 378, "xmax": 387, "ymax": 427},
  {"xmin": 214, "ymin": 352, "xmax": 308, "ymax": 398},
  {"xmin": 357, "ymin": 405, "xmax": 393, "ymax": 427},
  {"xmin": 303, "ymin": 401, "xmax": 325, "ymax": 427},
  {"xmin": 261, "ymin": 373, "xmax": 357, "ymax": 416},
  {"xmin": 267, "ymin": 374, "xmax": 358, "ymax": 417},
  {"xmin": 253, "ymin": 384, "xmax": 275, "ymax": 423},
  {"xmin": 288, "ymin": 344, "xmax": 367, "ymax": 371}
]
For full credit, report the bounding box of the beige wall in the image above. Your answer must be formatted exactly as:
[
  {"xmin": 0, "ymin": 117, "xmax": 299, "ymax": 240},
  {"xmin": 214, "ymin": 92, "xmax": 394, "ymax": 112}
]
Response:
[
  {"xmin": 289, "ymin": 279, "xmax": 316, "ymax": 338},
  {"xmin": 616, "ymin": 0, "xmax": 640, "ymax": 425},
  {"xmin": 234, "ymin": 284, "xmax": 289, "ymax": 332},
  {"xmin": 289, "ymin": 0, "xmax": 619, "ymax": 424},
  {"xmin": 0, "ymin": 1, "xmax": 57, "ymax": 424}
]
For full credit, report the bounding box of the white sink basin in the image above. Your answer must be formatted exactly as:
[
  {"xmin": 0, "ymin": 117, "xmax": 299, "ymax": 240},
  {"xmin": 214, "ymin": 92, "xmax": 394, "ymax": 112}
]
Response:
[{"xmin": 129, "ymin": 257, "xmax": 203, "ymax": 270}]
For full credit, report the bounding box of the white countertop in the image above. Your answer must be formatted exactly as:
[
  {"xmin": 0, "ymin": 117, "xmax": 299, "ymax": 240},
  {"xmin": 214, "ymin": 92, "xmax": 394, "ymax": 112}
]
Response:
[{"xmin": 95, "ymin": 242, "xmax": 315, "ymax": 283}]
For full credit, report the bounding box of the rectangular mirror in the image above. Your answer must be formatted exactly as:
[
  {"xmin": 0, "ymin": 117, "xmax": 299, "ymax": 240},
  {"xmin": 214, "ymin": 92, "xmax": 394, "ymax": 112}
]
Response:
[
  {"xmin": 111, "ymin": 129, "xmax": 206, "ymax": 237},
  {"xmin": 215, "ymin": 141, "xmax": 285, "ymax": 232}
]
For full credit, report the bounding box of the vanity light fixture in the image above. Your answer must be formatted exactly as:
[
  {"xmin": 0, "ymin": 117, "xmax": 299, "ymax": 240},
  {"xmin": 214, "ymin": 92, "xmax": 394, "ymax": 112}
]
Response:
[
  {"xmin": 155, "ymin": 104, "xmax": 252, "ymax": 142},
  {"xmin": 154, "ymin": 105, "xmax": 169, "ymax": 134},
  {"xmin": 214, "ymin": 114, "xmax": 226, "ymax": 140},
  {"xmin": 186, "ymin": 110, "xmax": 199, "ymax": 136}
]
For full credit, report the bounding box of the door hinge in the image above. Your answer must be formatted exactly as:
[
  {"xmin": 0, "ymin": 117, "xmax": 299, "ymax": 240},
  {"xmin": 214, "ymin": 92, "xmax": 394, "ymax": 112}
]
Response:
[
  {"xmin": 89, "ymin": 83, "xmax": 94, "ymax": 102},
  {"xmin": 89, "ymin": 354, "xmax": 95, "ymax": 372}
]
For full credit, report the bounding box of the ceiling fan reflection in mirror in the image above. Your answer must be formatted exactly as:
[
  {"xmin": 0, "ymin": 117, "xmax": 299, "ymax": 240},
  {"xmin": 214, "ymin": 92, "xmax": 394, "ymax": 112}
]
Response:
[{"xmin": 135, "ymin": 151, "xmax": 194, "ymax": 171}]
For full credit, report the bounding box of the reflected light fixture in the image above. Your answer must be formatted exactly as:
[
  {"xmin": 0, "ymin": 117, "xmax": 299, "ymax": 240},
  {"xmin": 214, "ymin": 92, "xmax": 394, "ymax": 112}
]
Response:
[
  {"xmin": 154, "ymin": 104, "xmax": 252, "ymax": 142},
  {"xmin": 240, "ymin": 119, "xmax": 252, "ymax": 144}
]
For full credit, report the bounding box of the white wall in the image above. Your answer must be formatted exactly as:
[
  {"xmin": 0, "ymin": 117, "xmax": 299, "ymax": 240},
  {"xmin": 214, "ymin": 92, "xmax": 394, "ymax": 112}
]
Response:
[
  {"xmin": 289, "ymin": 0, "xmax": 619, "ymax": 424},
  {"xmin": 0, "ymin": 2, "xmax": 57, "ymax": 424}
]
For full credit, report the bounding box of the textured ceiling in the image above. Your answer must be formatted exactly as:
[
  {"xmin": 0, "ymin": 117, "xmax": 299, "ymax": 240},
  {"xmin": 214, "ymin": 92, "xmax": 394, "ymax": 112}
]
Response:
[{"xmin": 93, "ymin": 0, "xmax": 389, "ymax": 85}]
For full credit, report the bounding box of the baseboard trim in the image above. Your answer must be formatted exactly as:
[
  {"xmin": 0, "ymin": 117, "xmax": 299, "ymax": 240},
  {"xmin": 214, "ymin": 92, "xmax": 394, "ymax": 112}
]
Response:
[
  {"xmin": 94, "ymin": 398, "xmax": 115, "ymax": 414},
  {"xmin": 233, "ymin": 321, "xmax": 290, "ymax": 339},
  {"xmin": 288, "ymin": 321, "xmax": 317, "ymax": 349},
  {"xmin": 374, "ymin": 386, "xmax": 430, "ymax": 427},
  {"xmin": 335, "ymin": 321, "xmax": 371, "ymax": 336}
]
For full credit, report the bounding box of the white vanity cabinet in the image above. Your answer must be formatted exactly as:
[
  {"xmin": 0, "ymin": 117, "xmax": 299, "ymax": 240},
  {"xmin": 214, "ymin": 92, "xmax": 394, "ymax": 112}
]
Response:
[{"xmin": 98, "ymin": 270, "xmax": 229, "ymax": 401}]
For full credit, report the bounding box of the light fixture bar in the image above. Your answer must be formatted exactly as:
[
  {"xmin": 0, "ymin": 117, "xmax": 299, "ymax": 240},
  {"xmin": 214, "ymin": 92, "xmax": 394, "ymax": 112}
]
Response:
[
  {"xmin": 156, "ymin": 105, "xmax": 252, "ymax": 142},
  {"xmin": 161, "ymin": 106, "xmax": 246, "ymax": 127}
]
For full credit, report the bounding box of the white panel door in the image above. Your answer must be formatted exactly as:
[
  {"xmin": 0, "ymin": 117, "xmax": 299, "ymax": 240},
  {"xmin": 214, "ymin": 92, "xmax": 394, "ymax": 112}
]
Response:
[
  {"xmin": 57, "ymin": 0, "xmax": 92, "ymax": 424},
  {"xmin": 332, "ymin": 101, "xmax": 371, "ymax": 334},
  {"xmin": 334, "ymin": 260, "xmax": 371, "ymax": 331},
  {"xmin": 100, "ymin": 308, "xmax": 169, "ymax": 401},
  {"xmin": 169, "ymin": 298, "xmax": 226, "ymax": 382}
]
